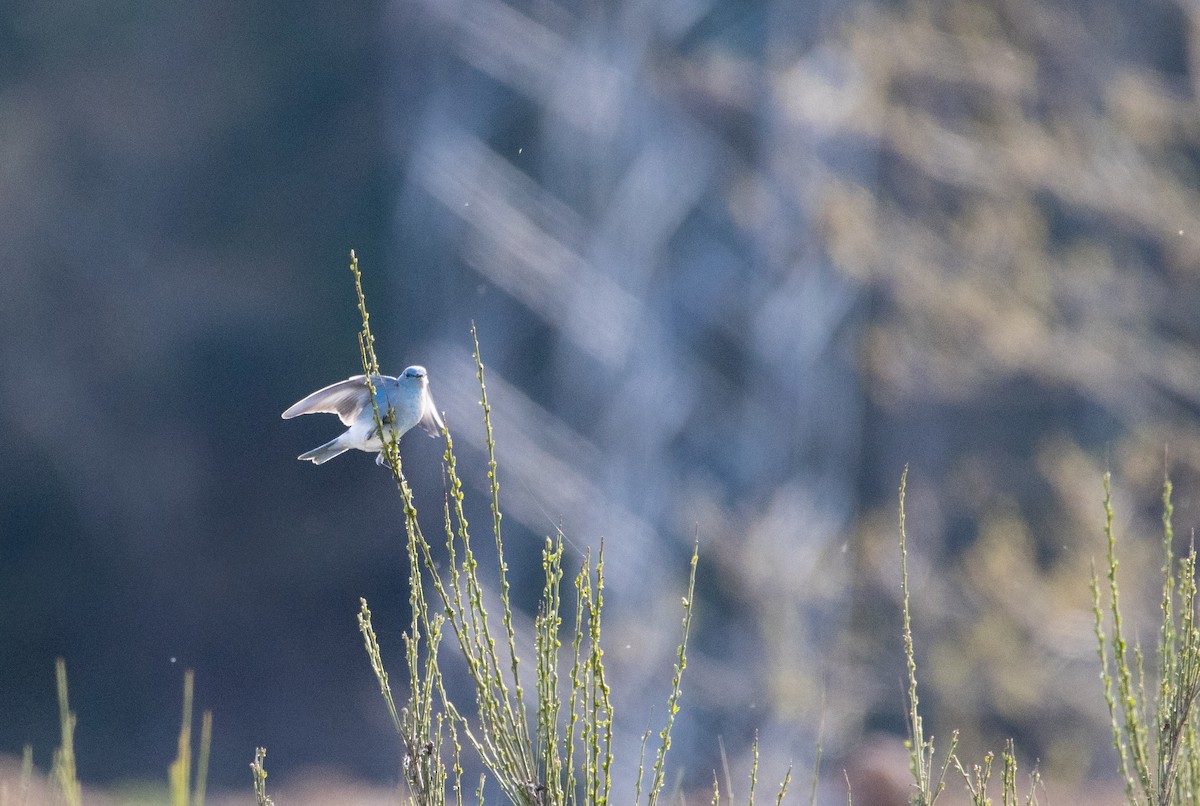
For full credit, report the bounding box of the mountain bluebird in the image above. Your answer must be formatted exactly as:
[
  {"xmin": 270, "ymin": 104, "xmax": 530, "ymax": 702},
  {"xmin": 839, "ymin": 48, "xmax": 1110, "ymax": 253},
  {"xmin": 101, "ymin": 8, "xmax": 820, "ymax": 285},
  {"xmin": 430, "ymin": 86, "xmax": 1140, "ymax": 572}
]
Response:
[{"xmin": 282, "ymin": 366, "xmax": 444, "ymax": 464}]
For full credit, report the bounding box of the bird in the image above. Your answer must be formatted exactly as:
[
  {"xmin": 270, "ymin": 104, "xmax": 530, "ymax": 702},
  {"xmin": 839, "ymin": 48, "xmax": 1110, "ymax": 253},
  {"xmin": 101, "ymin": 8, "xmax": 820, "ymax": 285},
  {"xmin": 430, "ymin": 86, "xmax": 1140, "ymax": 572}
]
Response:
[{"xmin": 282, "ymin": 366, "xmax": 444, "ymax": 465}]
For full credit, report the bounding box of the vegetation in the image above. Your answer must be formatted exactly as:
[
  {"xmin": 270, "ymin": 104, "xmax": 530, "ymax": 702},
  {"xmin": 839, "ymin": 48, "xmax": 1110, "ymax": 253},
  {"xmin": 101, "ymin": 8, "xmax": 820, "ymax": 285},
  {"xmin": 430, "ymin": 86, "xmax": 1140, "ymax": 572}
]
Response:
[
  {"xmin": 9, "ymin": 256, "xmax": 1200, "ymax": 805},
  {"xmin": 1091, "ymin": 473, "xmax": 1200, "ymax": 805},
  {"xmin": 891, "ymin": 461, "xmax": 1200, "ymax": 806},
  {"xmin": 347, "ymin": 249, "xmax": 707, "ymax": 805},
  {"xmin": 898, "ymin": 467, "xmax": 1040, "ymax": 806},
  {"xmin": 0, "ymin": 661, "xmax": 211, "ymax": 806}
]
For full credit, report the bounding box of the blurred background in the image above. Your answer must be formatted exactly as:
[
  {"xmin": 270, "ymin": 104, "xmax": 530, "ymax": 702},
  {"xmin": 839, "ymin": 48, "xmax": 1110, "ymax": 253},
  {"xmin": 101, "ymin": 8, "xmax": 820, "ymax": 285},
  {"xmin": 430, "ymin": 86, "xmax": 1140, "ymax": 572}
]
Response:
[{"xmin": 3, "ymin": 0, "xmax": 1200, "ymax": 802}]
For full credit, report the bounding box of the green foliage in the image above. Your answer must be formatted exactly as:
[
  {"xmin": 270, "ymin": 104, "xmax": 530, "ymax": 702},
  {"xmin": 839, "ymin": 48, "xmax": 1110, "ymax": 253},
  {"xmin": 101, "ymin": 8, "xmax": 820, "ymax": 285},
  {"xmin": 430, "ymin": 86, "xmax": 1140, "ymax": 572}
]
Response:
[
  {"xmin": 5, "ymin": 660, "xmax": 210, "ymax": 806},
  {"xmin": 707, "ymin": 735, "xmax": 792, "ymax": 806},
  {"xmin": 251, "ymin": 748, "xmax": 274, "ymax": 806},
  {"xmin": 50, "ymin": 659, "xmax": 81, "ymax": 806},
  {"xmin": 952, "ymin": 740, "xmax": 1039, "ymax": 806},
  {"xmin": 896, "ymin": 467, "xmax": 1200, "ymax": 806},
  {"xmin": 1092, "ymin": 473, "xmax": 1200, "ymax": 805},
  {"xmin": 41, "ymin": 253, "xmax": 1200, "ymax": 806},
  {"xmin": 343, "ymin": 251, "xmax": 704, "ymax": 805},
  {"xmin": 899, "ymin": 468, "xmax": 957, "ymax": 806},
  {"xmin": 899, "ymin": 468, "xmax": 1041, "ymax": 806},
  {"xmin": 169, "ymin": 670, "xmax": 213, "ymax": 806}
]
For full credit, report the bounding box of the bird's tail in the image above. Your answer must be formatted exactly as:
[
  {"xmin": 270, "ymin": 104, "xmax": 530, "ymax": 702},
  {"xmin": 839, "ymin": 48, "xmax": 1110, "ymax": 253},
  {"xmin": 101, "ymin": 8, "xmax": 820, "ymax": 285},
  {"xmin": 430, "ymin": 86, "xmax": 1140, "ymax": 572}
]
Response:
[{"xmin": 297, "ymin": 436, "xmax": 350, "ymax": 464}]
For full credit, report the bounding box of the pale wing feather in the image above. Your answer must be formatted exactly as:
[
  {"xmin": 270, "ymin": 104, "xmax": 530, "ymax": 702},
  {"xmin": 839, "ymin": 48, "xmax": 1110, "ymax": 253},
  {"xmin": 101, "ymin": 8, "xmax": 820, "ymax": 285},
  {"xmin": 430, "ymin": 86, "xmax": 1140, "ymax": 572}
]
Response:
[
  {"xmin": 417, "ymin": 388, "xmax": 445, "ymax": 437},
  {"xmin": 282, "ymin": 375, "xmax": 382, "ymax": 425}
]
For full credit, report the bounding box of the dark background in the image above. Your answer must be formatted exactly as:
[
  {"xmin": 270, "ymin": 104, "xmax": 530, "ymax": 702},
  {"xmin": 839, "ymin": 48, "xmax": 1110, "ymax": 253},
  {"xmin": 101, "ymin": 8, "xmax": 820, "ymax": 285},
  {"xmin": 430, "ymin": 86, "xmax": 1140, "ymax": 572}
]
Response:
[{"xmin": 4, "ymin": 0, "xmax": 1200, "ymax": 802}]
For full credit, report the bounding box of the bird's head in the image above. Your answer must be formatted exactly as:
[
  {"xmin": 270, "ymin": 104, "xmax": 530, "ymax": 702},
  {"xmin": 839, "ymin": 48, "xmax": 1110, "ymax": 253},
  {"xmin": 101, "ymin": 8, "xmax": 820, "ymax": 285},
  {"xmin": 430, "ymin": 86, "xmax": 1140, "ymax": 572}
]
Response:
[{"xmin": 402, "ymin": 365, "xmax": 428, "ymax": 383}]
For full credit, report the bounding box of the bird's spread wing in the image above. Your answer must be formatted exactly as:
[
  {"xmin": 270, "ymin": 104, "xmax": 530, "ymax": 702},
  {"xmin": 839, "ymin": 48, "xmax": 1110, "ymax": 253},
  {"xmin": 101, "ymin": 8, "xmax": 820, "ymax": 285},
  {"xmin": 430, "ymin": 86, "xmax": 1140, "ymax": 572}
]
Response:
[
  {"xmin": 282, "ymin": 375, "xmax": 380, "ymax": 425},
  {"xmin": 417, "ymin": 389, "xmax": 445, "ymax": 437}
]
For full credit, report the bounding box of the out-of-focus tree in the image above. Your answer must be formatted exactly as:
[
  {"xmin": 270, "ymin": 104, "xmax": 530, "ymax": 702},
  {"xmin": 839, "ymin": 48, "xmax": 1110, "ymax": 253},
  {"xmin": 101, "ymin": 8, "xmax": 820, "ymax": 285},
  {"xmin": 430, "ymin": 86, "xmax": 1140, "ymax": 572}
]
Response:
[
  {"xmin": 4, "ymin": 0, "xmax": 1200, "ymax": 798},
  {"xmin": 385, "ymin": 0, "xmax": 1200, "ymax": 796}
]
